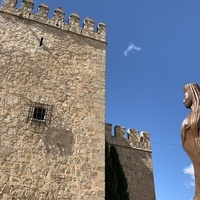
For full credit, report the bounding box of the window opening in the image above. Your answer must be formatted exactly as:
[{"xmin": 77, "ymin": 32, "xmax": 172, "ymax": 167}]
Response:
[
  {"xmin": 27, "ymin": 102, "xmax": 53, "ymax": 125},
  {"xmin": 39, "ymin": 37, "xmax": 43, "ymax": 46},
  {"xmin": 33, "ymin": 107, "xmax": 46, "ymax": 120}
]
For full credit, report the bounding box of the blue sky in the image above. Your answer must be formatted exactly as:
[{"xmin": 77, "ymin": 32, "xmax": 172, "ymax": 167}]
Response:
[{"xmin": 3, "ymin": 0, "xmax": 200, "ymax": 199}]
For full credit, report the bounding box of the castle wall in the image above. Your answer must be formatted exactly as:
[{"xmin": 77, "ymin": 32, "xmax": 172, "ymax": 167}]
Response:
[
  {"xmin": 0, "ymin": 1, "xmax": 106, "ymax": 199},
  {"xmin": 105, "ymin": 123, "xmax": 156, "ymax": 200}
]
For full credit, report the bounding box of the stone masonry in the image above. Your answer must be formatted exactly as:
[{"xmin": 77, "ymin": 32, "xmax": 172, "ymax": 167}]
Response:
[
  {"xmin": 0, "ymin": 0, "xmax": 156, "ymax": 200},
  {"xmin": 0, "ymin": 0, "xmax": 106, "ymax": 199},
  {"xmin": 106, "ymin": 124, "xmax": 156, "ymax": 200}
]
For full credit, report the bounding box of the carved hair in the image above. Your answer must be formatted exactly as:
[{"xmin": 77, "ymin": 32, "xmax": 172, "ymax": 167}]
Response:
[
  {"xmin": 183, "ymin": 83, "xmax": 200, "ymax": 151},
  {"xmin": 184, "ymin": 84, "xmax": 200, "ymax": 131}
]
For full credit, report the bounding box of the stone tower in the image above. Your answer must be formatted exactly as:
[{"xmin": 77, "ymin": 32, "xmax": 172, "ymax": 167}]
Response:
[
  {"xmin": 106, "ymin": 124, "xmax": 156, "ymax": 200},
  {"xmin": 0, "ymin": 0, "xmax": 106, "ymax": 199}
]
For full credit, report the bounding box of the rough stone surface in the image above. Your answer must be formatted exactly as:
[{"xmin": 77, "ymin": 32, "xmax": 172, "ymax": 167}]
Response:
[
  {"xmin": 0, "ymin": 1, "xmax": 156, "ymax": 200},
  {"xmin": 105, "ymin": 124, "xmax": 156, "ymax": 200},
  {"xmin": 0, "ymin": 2, "xmax": 106, "ymax": 199}
]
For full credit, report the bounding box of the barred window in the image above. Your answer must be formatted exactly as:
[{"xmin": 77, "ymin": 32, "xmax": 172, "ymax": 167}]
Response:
[
  {"xmin": 27, "ymin": 102, "xmax": 53, "ymax": 125},
  {"xmin": 33, "ymin": 107, "xmax": 46, "ymax": 120}
]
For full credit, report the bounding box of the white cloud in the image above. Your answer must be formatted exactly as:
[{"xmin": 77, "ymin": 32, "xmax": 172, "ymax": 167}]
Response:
[
  {"xmin": 123, "ymin": 43, "xmax": 141, "ymax": 56},
  {"xmin": 183, "ymin": 164, "xmax": 195, "ymax": 187}
]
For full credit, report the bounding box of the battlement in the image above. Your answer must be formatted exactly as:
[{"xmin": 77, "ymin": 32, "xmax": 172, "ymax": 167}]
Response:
[
  {"xmin": 105, "ymin": 123, "xmax": 152, "ymax": 152},
  {"xmin": 0, "ymin": 0, "xmax": 106, "ymax": 42}
]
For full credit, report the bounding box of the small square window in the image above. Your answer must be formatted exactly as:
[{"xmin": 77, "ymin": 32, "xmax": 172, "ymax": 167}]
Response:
[
  {"xmin": 27, "ymin": 102, "xmax": 53, "ymax": 125},
  {"xmin": 33, "ymin": 107, "xmax": 46, "ymax": 120}
]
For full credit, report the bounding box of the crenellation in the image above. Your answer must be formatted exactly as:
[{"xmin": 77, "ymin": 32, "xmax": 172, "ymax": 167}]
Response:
[
  {"xmin": 68, "ymin": 13, "xmax": 80, "ymax": 26},
  {"xmin": 83, "ymin": 17, "xmax": 94, "ymax": 31},
  {"xmin": 0, "ymin": 0, "xmax": 106, "ymax": 42},
  {"xmin": 127, "ymin": 128, "xmax": 139, "ymax": 140},
  {"xmin": 1, "ymin": 0, "xmax": 17, "ymax": 12},
  {"xmin": 81, "ymin": 17, "xmax": 95, "ymax": 39},
  {"xmin": 52, "ymin": 7, "xmax": 64, "ymax": 28},
  {"xmin": 20, "ymin": 0, "xmax": 34, "ymax": 18},
  {"xmin": 53, "ymin": 7, "xmax": 65, "ymax": 21},
  {"xmin": 67, "ymin": 13, "xmax": 81, "ymax": 34},
  {"xmin": 36, "ymin": 4, "xmax": 49, "ymax": 18},
  {"xmin": 141, "ymin": 131, "xmax": 150, "ymax": 141},
  {"xmin": 106, "ymin": 123, "xmax": 151, "ymax": 151},
  {"xmin": 127, "ymin": 128, "xmax": 140, "ymax": 148},
  {"xmin": 141, "ymin": 131, "xmax": 151, "ymax": 150},
  {"xmin": 105, "ymin": 123, "xmax": 112, "ymax": 139},
  {"xmin": 114, "ymin": 125, "xmax": 125, "ymax": 137},
  {"xmin": 97, "ymin": 22, "xmax": 106, "ymax": 36}
]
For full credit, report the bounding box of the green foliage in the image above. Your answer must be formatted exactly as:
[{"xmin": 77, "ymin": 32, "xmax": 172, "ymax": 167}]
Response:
[{"xmin": 105, "ymin": 142, "xmax": 129, "ymax": 200}]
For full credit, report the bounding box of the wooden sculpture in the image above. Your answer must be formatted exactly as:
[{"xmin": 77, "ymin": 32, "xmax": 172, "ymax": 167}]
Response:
[{"xmin": 181, "ymin": 83, "xmax": 200, "ymax": 200}]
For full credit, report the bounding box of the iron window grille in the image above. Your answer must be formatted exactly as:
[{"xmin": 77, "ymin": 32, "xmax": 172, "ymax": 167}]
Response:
[
  {"xmin": 33, "ymin": 107, "xmax": 46, "ymax": 120},
  {"xmin": 28, "ymin": 102, "xmax": 53, "ymax": 125}
]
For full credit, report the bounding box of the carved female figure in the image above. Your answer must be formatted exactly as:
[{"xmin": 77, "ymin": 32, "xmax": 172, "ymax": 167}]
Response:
[{"xmin": 181, "ymin": 83, "xmax": 200, "ymax": 200}]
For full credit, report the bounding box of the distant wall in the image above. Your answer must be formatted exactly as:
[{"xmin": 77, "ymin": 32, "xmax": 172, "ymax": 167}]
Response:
[{"xmin": 105, "ymin": 123, "xmax": 156, "ymax": 200}]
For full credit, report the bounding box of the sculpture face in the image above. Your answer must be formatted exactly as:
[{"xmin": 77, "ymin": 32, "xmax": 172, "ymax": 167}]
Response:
[{"xmin": 183, "ymin": 91, "xmax": 192, "ymax": 109}]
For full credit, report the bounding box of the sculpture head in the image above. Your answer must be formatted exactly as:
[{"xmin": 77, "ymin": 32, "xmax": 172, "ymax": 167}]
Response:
[
  {"xmin": 183, "ymin": 89, "xmax": 192, "ymax": 109},
  {"xmin": 183, "ymin": 83, "xmax": 200, "ymax": 135},
  {"xmin": 183, "ymin": 83, "xmax": 200, "ymax": 109}
]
